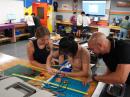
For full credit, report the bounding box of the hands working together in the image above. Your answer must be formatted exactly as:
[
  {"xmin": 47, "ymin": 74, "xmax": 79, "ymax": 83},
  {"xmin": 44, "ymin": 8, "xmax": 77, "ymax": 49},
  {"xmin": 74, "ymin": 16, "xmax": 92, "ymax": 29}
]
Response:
[{"xmin": 45, "ymin": 66, "xmax": 93, "ymax": 86}]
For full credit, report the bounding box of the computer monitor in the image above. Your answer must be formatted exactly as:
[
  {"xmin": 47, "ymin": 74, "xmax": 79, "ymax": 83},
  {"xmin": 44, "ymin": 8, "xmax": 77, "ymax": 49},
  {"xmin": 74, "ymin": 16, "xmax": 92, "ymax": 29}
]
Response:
[
  {"xmin": 93, "ymin": 16, "xmax": 100, "ymax": 22},
  {"xmin": 82, "ymin": 1, "xmax": 106, "ymax": 16}
]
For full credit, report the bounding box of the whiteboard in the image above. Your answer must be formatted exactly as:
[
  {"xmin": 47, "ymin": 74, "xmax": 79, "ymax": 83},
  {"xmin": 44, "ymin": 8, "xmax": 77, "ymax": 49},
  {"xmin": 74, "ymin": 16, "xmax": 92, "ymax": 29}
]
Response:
[{"xmin": 0, "ymin": 0, "xmax": 24, "ymax": 24}]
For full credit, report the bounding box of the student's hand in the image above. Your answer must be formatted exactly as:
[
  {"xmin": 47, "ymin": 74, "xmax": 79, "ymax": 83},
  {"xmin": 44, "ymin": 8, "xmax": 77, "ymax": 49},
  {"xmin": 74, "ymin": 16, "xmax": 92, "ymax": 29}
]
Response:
[
  {"xmin": 58, "ymin": 71, "xmax": 67, "ymax": 77},
  {"xmin": 51, "ymin": 59, "xmax": 56, "ymax": 65},
  {"xmin": 52, "ymin": 68, "xmax": 58, "ymax": 74},
  {"xmin": 47, "ymin": 67, "xmax": 58, "ymax": 75},
  {"xmin": 82, "ymin": 77, "xmax": 93, "ymax": 86}
]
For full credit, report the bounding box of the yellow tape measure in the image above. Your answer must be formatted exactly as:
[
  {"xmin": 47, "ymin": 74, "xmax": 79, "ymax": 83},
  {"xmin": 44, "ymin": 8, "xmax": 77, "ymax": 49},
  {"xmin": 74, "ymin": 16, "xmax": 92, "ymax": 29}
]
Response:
[{"xmin": 12, "ymin": 73, "xmax": 88, "ymax": 95}]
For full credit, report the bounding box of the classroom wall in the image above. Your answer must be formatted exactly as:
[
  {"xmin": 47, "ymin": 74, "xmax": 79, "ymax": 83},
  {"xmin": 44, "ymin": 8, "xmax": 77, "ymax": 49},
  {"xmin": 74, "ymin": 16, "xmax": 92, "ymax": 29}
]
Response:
[
  {"xmin": 110, "ymin": 0, "xmax": 130, "ymax": 11},
  {"xmin": 53, "ymin": 0, "xmax": 82, "ymax": 21},
  {"xmin": 52, "ymin": 0, "xmax": 82, "ymax": 30},
  {"xmin": 52, "ymin": 0, "xmax": 111, "ymax": 29},
  {"xmin": 57, "ymin": 0, "xmax": 82, "ymax": 11},
  {"xmin": 24, "ymin": 0, "xmax": 33, "ymax": 14},
  {"xmin": 24, "ymin": 0, "xmax": 53, "ymax": 32},
  {"xmin": 53, "ymin": 0, "xmax": 111, "ymax": 20},
  {"xmin": 109, "ymin": 0, "xmax": 130, "ymax": 23}
]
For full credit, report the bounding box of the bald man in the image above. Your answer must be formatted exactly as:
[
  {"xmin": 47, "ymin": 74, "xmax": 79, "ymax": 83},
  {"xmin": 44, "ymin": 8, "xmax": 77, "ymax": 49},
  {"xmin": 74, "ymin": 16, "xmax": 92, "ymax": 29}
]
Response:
[{"xmin": 88, "ymin": 32, "xmax": 130, "ymax": 85}]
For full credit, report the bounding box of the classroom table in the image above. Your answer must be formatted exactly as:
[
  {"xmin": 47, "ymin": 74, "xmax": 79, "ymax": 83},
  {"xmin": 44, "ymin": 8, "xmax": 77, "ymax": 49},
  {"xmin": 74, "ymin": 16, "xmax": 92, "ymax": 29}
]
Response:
[
  {"xmin": 0, "ymin": 24, "xmax": 16, "ymax": 42},
  {"xmin": 0, "ymin": 23, "xmax": 28, "ymax": 43},
  {"xmin": 1, "ymin": 53, "xmax": 130, "ymax": 97},
  {"xmin": 56, "ymin": 21, "xmax": 121, "ymax": 31},
  {"xmin": 56, "ymin": 21, "xmax": 130, "ymax": 38},
  {"xmin": 0, "ymin": 53, "xmax": 97, "ymax": 97}
]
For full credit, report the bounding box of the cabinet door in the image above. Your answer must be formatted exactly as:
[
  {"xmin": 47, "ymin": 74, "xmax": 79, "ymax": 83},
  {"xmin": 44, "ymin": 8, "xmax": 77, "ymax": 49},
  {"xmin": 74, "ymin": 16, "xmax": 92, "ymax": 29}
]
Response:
[{"xmin": 32, "ymin": 2, "xmax": 48, "ymax": 27}]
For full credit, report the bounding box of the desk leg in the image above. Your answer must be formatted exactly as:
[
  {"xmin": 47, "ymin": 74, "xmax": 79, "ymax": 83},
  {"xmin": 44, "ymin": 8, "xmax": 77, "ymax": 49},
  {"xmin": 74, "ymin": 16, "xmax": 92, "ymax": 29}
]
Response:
[{"xmin": 11, "ymin": 28, "xmax": 16, "ymax": 42}]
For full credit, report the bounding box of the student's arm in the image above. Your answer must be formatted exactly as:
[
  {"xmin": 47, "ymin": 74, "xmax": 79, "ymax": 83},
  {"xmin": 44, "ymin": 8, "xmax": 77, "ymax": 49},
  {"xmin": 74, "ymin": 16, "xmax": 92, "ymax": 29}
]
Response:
[
  {"xmin": 94, "ymin": 64, "xmax": 130, "ymax": 84},
  {"xmin": 59, "ymin": 55, "xmax": 65, "ymax": 64},
  {"xmin": 46, "ymin": 40, "xmax": 53, "ymax": 68},
  {"xmin": 62, "ymin": 48, "xmax": 90, "ymax": 77},
  {"xmin": 46, "ymin": 49, "xmax": 64, "ymax": 68},
  {"xmin": 46, "ymin": 53, "xmax": 53, "ymax": 69},
  {"xmin": 46, "ymin": 52, "xmax": 60, "ymax": 74},
  {"xmin": 46, "ymin": 40, "xmax": 60, "ymax": 74},
  {"xmin": 27, "ymin": 41, "xmax": 46, "ymax": 68},
  {"xmin": 70, "ymin": 16, "xmax": 73, "ymax": 23},
  {"xmin": 103, "ymin": 68, "xmax": 111, "ymax": 76}
]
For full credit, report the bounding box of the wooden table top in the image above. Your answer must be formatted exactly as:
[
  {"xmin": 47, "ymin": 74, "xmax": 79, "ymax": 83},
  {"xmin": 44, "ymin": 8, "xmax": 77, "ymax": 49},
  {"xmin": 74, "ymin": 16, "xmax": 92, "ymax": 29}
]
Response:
[
  {"xmin": 56, "ymin": 21, "xmax": 121, "ymax": 31},
  {"xmin": 0, "ymin": 53, "xmax": 28, "ymax": 70}
]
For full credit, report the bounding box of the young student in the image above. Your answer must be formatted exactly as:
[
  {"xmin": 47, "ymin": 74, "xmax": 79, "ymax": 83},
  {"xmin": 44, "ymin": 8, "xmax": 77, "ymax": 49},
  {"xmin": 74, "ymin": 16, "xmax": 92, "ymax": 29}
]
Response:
[
  {"xmin": 31, "ymin": 13, "xmax": 41, "ymax": 32},
  {"xmin": 58, "ymin": 36, "xmax": 91, "ymax": 77},
  {"xmin": 70, "ymin": 12, "xmax": 77, "ymax": 36},
  {"xmin": 77, "ymin": 12, "xmax": 84, "ymax": 37},
  {"xmin": 82, "ymin": 14, "xmax": 91, "ymax": 32},
  {"xmin": 27, "ymin": 26, "xmax": 52, "ymax": 69},
  {"xmin": 118, "ymin": 16, "xmax": 130, "ymax": 39},
  {"xmin": 70, "ymin": 12, "xmax": 77, "ymax": 25},
  {"xmin": 24, "ymin": 12, "xmax": 35, "ymax": 37}
]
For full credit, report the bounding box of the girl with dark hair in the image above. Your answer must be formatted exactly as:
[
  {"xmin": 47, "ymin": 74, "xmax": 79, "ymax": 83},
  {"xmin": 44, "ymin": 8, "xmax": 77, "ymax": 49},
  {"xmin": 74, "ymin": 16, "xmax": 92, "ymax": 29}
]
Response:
[
  {"xmin": 59, "ymin": 36, "xmax": 91, "ymax": 77},
  {"xmin": 27, "ymin": 26, "xmax": 52, "ymax": 68}
]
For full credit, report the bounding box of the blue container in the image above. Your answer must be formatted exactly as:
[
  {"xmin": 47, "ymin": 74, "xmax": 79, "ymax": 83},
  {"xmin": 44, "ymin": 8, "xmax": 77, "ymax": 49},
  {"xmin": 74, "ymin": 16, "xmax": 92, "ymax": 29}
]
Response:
[
  {"xmin": 61, "ymin": 67, "xmax": 72, "ymax": 72},
  {"xmin": 15, "ymin": 30, "xmax": 21, "ymax": 35}
]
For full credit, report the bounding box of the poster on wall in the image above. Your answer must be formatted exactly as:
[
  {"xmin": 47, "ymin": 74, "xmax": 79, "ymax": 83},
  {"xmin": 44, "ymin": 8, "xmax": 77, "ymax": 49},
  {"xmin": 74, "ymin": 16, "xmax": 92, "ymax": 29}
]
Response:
[
  {"xmin": 62, "ymin": 4, "xmax": 71, "ymax": 10},
  {"xmin": 117, "ymin": 1, "xmax": 130, "ymax": 7}
]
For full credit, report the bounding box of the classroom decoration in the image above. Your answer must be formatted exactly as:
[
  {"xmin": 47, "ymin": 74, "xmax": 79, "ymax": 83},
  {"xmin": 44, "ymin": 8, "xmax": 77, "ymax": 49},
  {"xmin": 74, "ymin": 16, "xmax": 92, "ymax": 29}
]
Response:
[
  {"xmin": 53, "ymin": 1, "xmax": 58, "ymax": 12},
  {"xmin": 117, "ymin": 1, "xmax": 130, "ymax": 7},
  {"xmin": 72, "ymin": 0, "xmax": 78, "ymax": 11}
]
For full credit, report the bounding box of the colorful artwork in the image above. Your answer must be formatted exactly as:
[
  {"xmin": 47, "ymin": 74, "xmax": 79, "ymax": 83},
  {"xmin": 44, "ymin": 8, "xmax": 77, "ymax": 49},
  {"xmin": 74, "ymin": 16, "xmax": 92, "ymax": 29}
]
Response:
[
  {"xmin": 24, "ymin": 0, "xmax": 53, "ymax": 32},
  {"xmin": 117, "ymin": 1, "xmax": 130, "ymax": 7}
]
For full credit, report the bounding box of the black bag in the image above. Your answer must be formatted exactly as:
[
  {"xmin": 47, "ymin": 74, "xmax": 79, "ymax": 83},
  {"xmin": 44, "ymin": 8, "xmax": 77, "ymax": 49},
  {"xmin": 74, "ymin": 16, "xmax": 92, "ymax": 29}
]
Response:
[{"xmin": 4, "ymin": 29, "xmax": 13, "ymax": 37}]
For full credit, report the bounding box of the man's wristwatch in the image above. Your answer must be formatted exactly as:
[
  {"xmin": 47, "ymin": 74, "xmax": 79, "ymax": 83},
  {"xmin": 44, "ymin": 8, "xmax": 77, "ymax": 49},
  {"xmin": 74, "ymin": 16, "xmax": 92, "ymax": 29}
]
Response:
[{"xmin": 92, "ymin": 74, "xmax": 98, "ymax": 82}]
